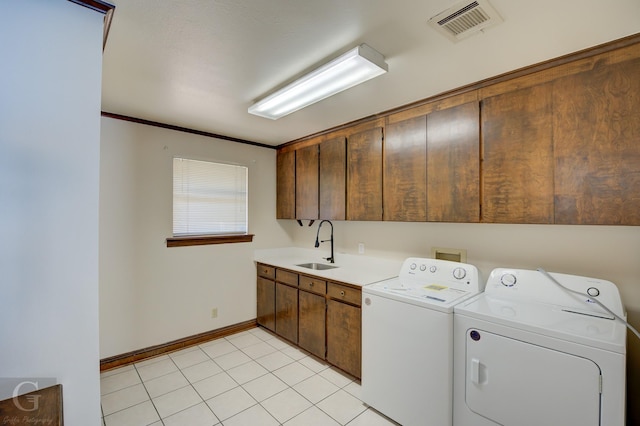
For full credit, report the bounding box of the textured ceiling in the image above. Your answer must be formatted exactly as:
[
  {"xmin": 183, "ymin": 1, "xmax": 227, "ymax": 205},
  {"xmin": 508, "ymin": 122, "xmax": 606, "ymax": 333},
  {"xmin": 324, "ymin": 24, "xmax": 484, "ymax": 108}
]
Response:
[{"xmin": 101, "ymin": 0, "xmax": 640, "ymax": 146}]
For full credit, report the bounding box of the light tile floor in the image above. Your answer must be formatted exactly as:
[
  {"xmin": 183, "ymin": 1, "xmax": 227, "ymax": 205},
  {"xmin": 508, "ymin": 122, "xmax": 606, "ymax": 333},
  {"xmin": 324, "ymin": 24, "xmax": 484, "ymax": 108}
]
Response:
[{"xmin": 101, "ymin": 327, "xmax": 399, "ymax": 426}]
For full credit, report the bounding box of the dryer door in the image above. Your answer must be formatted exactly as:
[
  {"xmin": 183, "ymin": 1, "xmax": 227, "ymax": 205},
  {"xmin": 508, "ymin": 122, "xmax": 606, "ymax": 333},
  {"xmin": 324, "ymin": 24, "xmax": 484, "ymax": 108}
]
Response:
[{"xmin": 465, "ymin": 329, "xmax": 601, "ymax": 426}]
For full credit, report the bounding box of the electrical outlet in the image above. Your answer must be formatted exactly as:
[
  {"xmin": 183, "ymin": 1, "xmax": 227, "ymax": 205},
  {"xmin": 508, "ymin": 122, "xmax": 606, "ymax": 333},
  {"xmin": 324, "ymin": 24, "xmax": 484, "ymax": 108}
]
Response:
[
  {"xmin": 211, "ymin": 308, "xmax": 218, "ymax": 318},
  {"xmin": 358, "ymin": 243, "xmax": 365, "ymax": 254}
]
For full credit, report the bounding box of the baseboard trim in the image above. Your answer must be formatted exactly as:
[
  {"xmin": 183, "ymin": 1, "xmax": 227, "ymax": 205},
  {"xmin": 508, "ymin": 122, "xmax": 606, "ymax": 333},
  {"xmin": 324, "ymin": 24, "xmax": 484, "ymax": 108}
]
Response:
[{"xmin": 100, "ymin": 319, "xmax": 258, "ymax": 372}]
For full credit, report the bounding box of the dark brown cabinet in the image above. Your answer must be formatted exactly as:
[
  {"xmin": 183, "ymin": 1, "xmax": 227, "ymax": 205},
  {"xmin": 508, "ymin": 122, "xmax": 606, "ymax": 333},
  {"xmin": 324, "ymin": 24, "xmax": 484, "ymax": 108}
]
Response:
[
  {"xmin": 275, "ymin": 37, "xmax": 640, "ymax": 227},
  {"xmin": 427, "ymin": 102, "xmax": 480, "ymax": 222},
  {"xmin": 298, "ymin": 275, "xmax": 326, "ymax": 359},
  {"xmin": 256, "ymin": 264, "xmax": 276, "ymax": 332},
  {"xmin": 384, "ymin": 116, "xmax": 427, "ymax": 222},
  {"xmin": 275, "ymin": 269, "xmax": 298, "ymax": 344},
  {"xmin": 482, "ymin": 83, "xmax": 555, "ymax": 224},
  {"xmin": 383, "ymin": 100, "xmax": 480, "ymax": 223},
  {"xmin": 257, "ymin": 277, "xmax": 276, "ymax": 332},
  {"xmin": 553, "ymin": 57, "xmax": 640, "ymax": 225},
  {"xmin": 276, "ymin": 150, "xmax": 295, "ymax": 219},
  {"xmin": 295, "ymin": 144, "xmax": 319, "ymax": 220},
  {"xmin": 347, "ymin": 127, "xmax": 383, "ymax": 221},
  {"xmin": 256, "ymin": 264, "xmax": 362, "ymax": 378},
  {"xmin": 326, "ymin": 282, "xmax": 362, "ymax": 378},
  {"xmin": 319, "ymin": 137, "xmax": 347, "ymax": 220}
]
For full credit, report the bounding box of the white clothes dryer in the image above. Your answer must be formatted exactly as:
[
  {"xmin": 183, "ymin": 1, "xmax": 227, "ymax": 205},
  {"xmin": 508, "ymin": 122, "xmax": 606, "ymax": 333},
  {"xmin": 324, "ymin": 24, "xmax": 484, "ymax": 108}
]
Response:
[
  {"xmin": 362, "ymin": 258, "xmax": 483, "ymax": 426},
  {"xmin": 453, "ymin": 268, "xmax": 627, "ymax": 426}
]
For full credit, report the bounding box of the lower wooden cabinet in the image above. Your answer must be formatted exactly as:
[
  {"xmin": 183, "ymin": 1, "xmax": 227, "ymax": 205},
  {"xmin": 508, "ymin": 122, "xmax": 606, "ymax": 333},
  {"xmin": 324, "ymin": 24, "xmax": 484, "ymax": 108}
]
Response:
[
  {"xmin": 326, "ymin": 300, "xmax": 361, "ymax": 378},
  {"xmin": 298, "ymin": 290, "xmax": 325, "ymax": 358},
  {"xmin": 275, "ymin": 282, "xmax": 298, "ymax": 344},
  {"xmin": 256, "ymin": 277, "xmax": 275, "ymax": 332},
  {"xmin": 256, "ymin": 263, "xmax": 362, "ymax": 378},
  {"xmin": 326, "ymin": 285, "xmax": 362, "ymax": 378}
]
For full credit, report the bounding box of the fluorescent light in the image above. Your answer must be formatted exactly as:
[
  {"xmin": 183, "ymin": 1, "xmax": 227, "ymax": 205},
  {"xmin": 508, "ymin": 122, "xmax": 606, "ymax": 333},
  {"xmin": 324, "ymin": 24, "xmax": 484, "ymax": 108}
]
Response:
[{"xmin": 248, "ymin": 44, "xmax": 388, "ymax": 120}]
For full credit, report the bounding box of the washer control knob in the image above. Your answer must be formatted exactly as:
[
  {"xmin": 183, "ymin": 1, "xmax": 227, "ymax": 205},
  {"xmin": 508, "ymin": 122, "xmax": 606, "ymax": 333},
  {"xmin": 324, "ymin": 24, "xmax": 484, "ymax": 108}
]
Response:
[
  {"xmin": 587, "ymin": 287, "xmax": 600, "ymax": 297},
  {"xmin": 453, "ymin": 267, "xmax": 467, "ymax": 280},
  {"xmin": 501, "ymin": 273, "xmax": 517, "ymax": 287},
  {"xmin": 410, "ymin": 263, "xmax": 417, "ymax": 270},
  {"xmin": 429, "ymin": 265, "xmax": 437, "ymax": 273},
  {"xmin": 420, "ymin": 264, "xmax": 427, "ymax": 272}
]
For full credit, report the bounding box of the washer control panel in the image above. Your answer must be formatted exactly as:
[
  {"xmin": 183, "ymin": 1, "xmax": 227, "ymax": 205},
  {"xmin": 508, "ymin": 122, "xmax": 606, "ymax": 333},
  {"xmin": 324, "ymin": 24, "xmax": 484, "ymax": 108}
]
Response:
[{"xmin": 399, "ymin": 257, "xmax": 482, "ymax": 292}]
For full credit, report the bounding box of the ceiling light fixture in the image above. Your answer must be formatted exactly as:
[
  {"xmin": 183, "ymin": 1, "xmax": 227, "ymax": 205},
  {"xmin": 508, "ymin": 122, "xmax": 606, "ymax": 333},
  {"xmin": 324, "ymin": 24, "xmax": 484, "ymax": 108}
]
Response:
[{"xmin": 248, "ymin": 44, "xmax": 388, "ymax": 120}]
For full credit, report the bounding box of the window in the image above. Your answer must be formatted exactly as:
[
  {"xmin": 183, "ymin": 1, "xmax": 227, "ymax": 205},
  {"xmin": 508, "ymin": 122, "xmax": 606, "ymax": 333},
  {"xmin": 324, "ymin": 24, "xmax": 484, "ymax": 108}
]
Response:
[{"xmin": 168, "ymin": 158, "xmax": 253, "ymax": 247}]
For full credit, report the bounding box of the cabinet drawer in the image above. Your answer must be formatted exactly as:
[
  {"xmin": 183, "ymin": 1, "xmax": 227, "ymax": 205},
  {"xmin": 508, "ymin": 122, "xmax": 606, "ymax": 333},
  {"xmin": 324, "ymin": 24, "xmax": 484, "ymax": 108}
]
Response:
[
  {"xmin": 299, "ymin": 275, "xmax": 327, "ymax": 295},
  {"xmin": 257, "ymin": 263, "xmax": 275, "ymax": 279},
  {"xmin": 327, "ymin": 282, "xmax": 361, "ymax": 306},
  {"xmin": 276, "ymin": 269, "xmax": 298, "ymax": 287}
]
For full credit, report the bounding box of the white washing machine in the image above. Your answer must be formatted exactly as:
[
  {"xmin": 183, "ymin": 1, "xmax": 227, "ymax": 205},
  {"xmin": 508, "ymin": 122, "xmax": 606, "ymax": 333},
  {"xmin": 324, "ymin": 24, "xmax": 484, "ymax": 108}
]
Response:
[
  {"xmin": 362, "ymin": 257, "xmax": 483, "ymax": 426},
  {"xmin": 453, "ymin": 268, "xmax": 627, "ymax": 426}
]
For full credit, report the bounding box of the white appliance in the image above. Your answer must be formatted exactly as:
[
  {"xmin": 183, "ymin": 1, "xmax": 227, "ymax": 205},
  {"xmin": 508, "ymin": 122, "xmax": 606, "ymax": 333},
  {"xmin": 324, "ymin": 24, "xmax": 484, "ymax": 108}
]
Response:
[
  {"xmin": 362, "ymin": 257, "xmax": 483, "ymax": 426},
  {"xmin": 453, "ymin": 268, "xmax": 627, "ymax": 426}
]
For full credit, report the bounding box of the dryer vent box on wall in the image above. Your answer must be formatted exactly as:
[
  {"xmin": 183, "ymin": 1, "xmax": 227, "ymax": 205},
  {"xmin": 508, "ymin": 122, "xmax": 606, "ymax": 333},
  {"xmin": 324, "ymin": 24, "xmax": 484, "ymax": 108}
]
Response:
[
  {"xmin": 432, "ymin": 247, "xmax": 467, "ymax": 263},
  {"xmin": 428, "ymin": 0, "xmax": 503, "ymax": 42}
]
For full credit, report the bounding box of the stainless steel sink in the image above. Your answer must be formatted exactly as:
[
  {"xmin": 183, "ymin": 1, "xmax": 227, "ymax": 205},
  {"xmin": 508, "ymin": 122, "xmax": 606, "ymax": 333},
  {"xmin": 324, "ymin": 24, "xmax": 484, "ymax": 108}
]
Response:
[{"xmin": 296, "ymin": 262, "xmax": 338, "ymax": 270}]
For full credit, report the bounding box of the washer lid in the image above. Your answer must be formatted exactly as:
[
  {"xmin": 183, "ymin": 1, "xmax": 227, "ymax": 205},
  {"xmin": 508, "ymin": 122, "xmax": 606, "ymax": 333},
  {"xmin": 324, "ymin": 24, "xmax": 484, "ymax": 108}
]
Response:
[
  {"xmin": 455, "ymin": 293, "xmax": 627, "ymax": 353},
  {"xmin": 365, "ymin": 277, "xmax": 476, "ymax": 312}
]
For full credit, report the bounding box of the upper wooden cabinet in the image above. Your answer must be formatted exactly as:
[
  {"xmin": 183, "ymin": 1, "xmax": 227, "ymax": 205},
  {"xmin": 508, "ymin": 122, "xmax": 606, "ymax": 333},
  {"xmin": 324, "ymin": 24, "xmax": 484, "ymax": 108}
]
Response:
[
  {"xmin": 383, "ymin": 98, "xmax": 479, "ymax": 223},
  {"xmin": 427, "ymin": 102, "xmax": 480, "ymax": 222},
  {"xmin": 384, "ymin": 116, "xmax": 427, "ymax": 222},
  {"xmin": 276, "ymin": 36, "xmax": 640, "ymax": 226},
  {"xmin": 553, "ymin": 57, "xmax": 640, "ymax": 225},
  {"xmin": 347, "ymin": 127, "xmax": 383, "ymax": 221},
  {"xmin": 319, "ymin": 137, "xmax": 347, "ymax": 220},
  {"xmin": 482, "ymin": 83, "xmax": 555, "ymax": 224},
  {"xmin": 295, "ymin": 144, "xmax": 319, "ymax": 220},
  {"xmin": 276, "ymin": 150, "xmax": 295, "ymax": 219}
]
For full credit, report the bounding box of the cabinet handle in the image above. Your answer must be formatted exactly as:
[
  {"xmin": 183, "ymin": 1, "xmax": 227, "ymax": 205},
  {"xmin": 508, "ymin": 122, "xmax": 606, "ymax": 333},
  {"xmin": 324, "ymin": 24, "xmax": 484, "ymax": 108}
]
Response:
[
  {"xmin": 340, "ymin": 290, "xmax": 345, "ymax": 296},
  {"xmin": 310, "ymin": 282, "xmax": 314, "ymax": 287}
]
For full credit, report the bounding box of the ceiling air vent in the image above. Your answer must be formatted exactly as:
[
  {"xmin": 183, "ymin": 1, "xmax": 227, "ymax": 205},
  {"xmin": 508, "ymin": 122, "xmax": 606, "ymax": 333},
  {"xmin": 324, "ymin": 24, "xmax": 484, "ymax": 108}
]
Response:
[{"xmin": 428, "ymin": 0, "xmax": 503, "ymax": 42}]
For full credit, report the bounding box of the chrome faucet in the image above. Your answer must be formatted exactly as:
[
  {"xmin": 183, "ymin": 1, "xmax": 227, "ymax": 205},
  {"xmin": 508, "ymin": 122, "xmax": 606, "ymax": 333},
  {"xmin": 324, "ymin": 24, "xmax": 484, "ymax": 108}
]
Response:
[{"xmin": 314, "ymin": 220, "xmax": 334, "ymax": 263}]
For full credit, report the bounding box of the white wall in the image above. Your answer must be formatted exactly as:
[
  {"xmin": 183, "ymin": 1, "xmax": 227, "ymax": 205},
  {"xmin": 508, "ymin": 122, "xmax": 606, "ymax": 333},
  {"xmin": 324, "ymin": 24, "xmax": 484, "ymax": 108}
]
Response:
[
  {"xmin": 0, "ymin": 0, "xmax": 103, "ymax": 424},
  {"xmin": 290, "ymin": 220, "xmax": 640, "ymax": 422},
  {"xmin": 99, "ymin": 118, "xmax": 294, "ymax": 358},
  {"xmin": 290, "ymin": 221, "xmax": 640, "ymax": 307}
]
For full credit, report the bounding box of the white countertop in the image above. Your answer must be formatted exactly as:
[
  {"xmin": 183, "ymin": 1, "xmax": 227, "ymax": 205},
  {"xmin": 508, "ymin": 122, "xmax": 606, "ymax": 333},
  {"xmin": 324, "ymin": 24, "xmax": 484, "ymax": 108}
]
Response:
[{"xmin": 254, "ymin": 247, "xmax": 401, "ymax": 287}]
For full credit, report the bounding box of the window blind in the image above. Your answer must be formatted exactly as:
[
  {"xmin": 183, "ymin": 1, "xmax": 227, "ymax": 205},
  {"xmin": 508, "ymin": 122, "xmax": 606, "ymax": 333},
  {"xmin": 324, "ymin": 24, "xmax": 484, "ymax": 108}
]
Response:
[{"xmin": 173, "ymin": 158, "xmax": 248, "ymax": 236}]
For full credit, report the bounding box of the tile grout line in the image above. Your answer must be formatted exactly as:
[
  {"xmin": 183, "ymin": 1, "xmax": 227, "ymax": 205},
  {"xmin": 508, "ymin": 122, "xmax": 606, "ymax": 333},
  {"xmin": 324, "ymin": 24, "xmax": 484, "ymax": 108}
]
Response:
[{"xmin": 134, "ymin": 357, "xmax": 164, "ymax": 426}]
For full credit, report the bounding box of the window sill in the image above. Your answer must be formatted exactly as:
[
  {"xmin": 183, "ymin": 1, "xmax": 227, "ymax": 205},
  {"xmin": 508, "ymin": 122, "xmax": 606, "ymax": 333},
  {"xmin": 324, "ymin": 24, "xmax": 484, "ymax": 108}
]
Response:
[{"xmin": 166, "ymin": 234, "xmax": 254, "ymax": 247}]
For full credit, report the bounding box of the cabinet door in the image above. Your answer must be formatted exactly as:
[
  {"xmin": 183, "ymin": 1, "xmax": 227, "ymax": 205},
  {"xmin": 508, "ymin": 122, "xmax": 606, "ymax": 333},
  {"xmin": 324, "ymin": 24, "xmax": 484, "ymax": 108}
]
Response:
[
  {"xmin": 320, "ymin": 137, "xmax": 346, "ymax": 220},
  {"xmin": 296, "ymin": 144, "xmax": 319, "ymax": 219},
  {"xmin": 384, "ymin": 116, "xmax": 427, "ymax": 221},
  {"xmin": 276, "ymin": 150, "xmax": 295, "ymax": 219},
  {"xmin": 326, "ymin": 299, "xmax": 361, "ymax": 378},
  {"xmin": 275, "ymin": 283, "xmax": 298, "ymax": 344},
  {"xmin": 482, "ymin": 83, "xmax": 554, "ymax": 223},
  {"xmin": 427, "ymin": 102, "xmax": 480, "ymax": 222},
  {"xmin": 298, "ymin": 290, "xmax": 326, "ymax": 359},
  {"xmin": 553, "ymin": 58, "xmax": 640, "ymax": 225},
  {"xmin": 257, "ymin": 277, "xmax": 275, "ymax": 332},
  {"xmin": 347, "ymin": 127, "xmax": 383, "ymax": 221}
]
